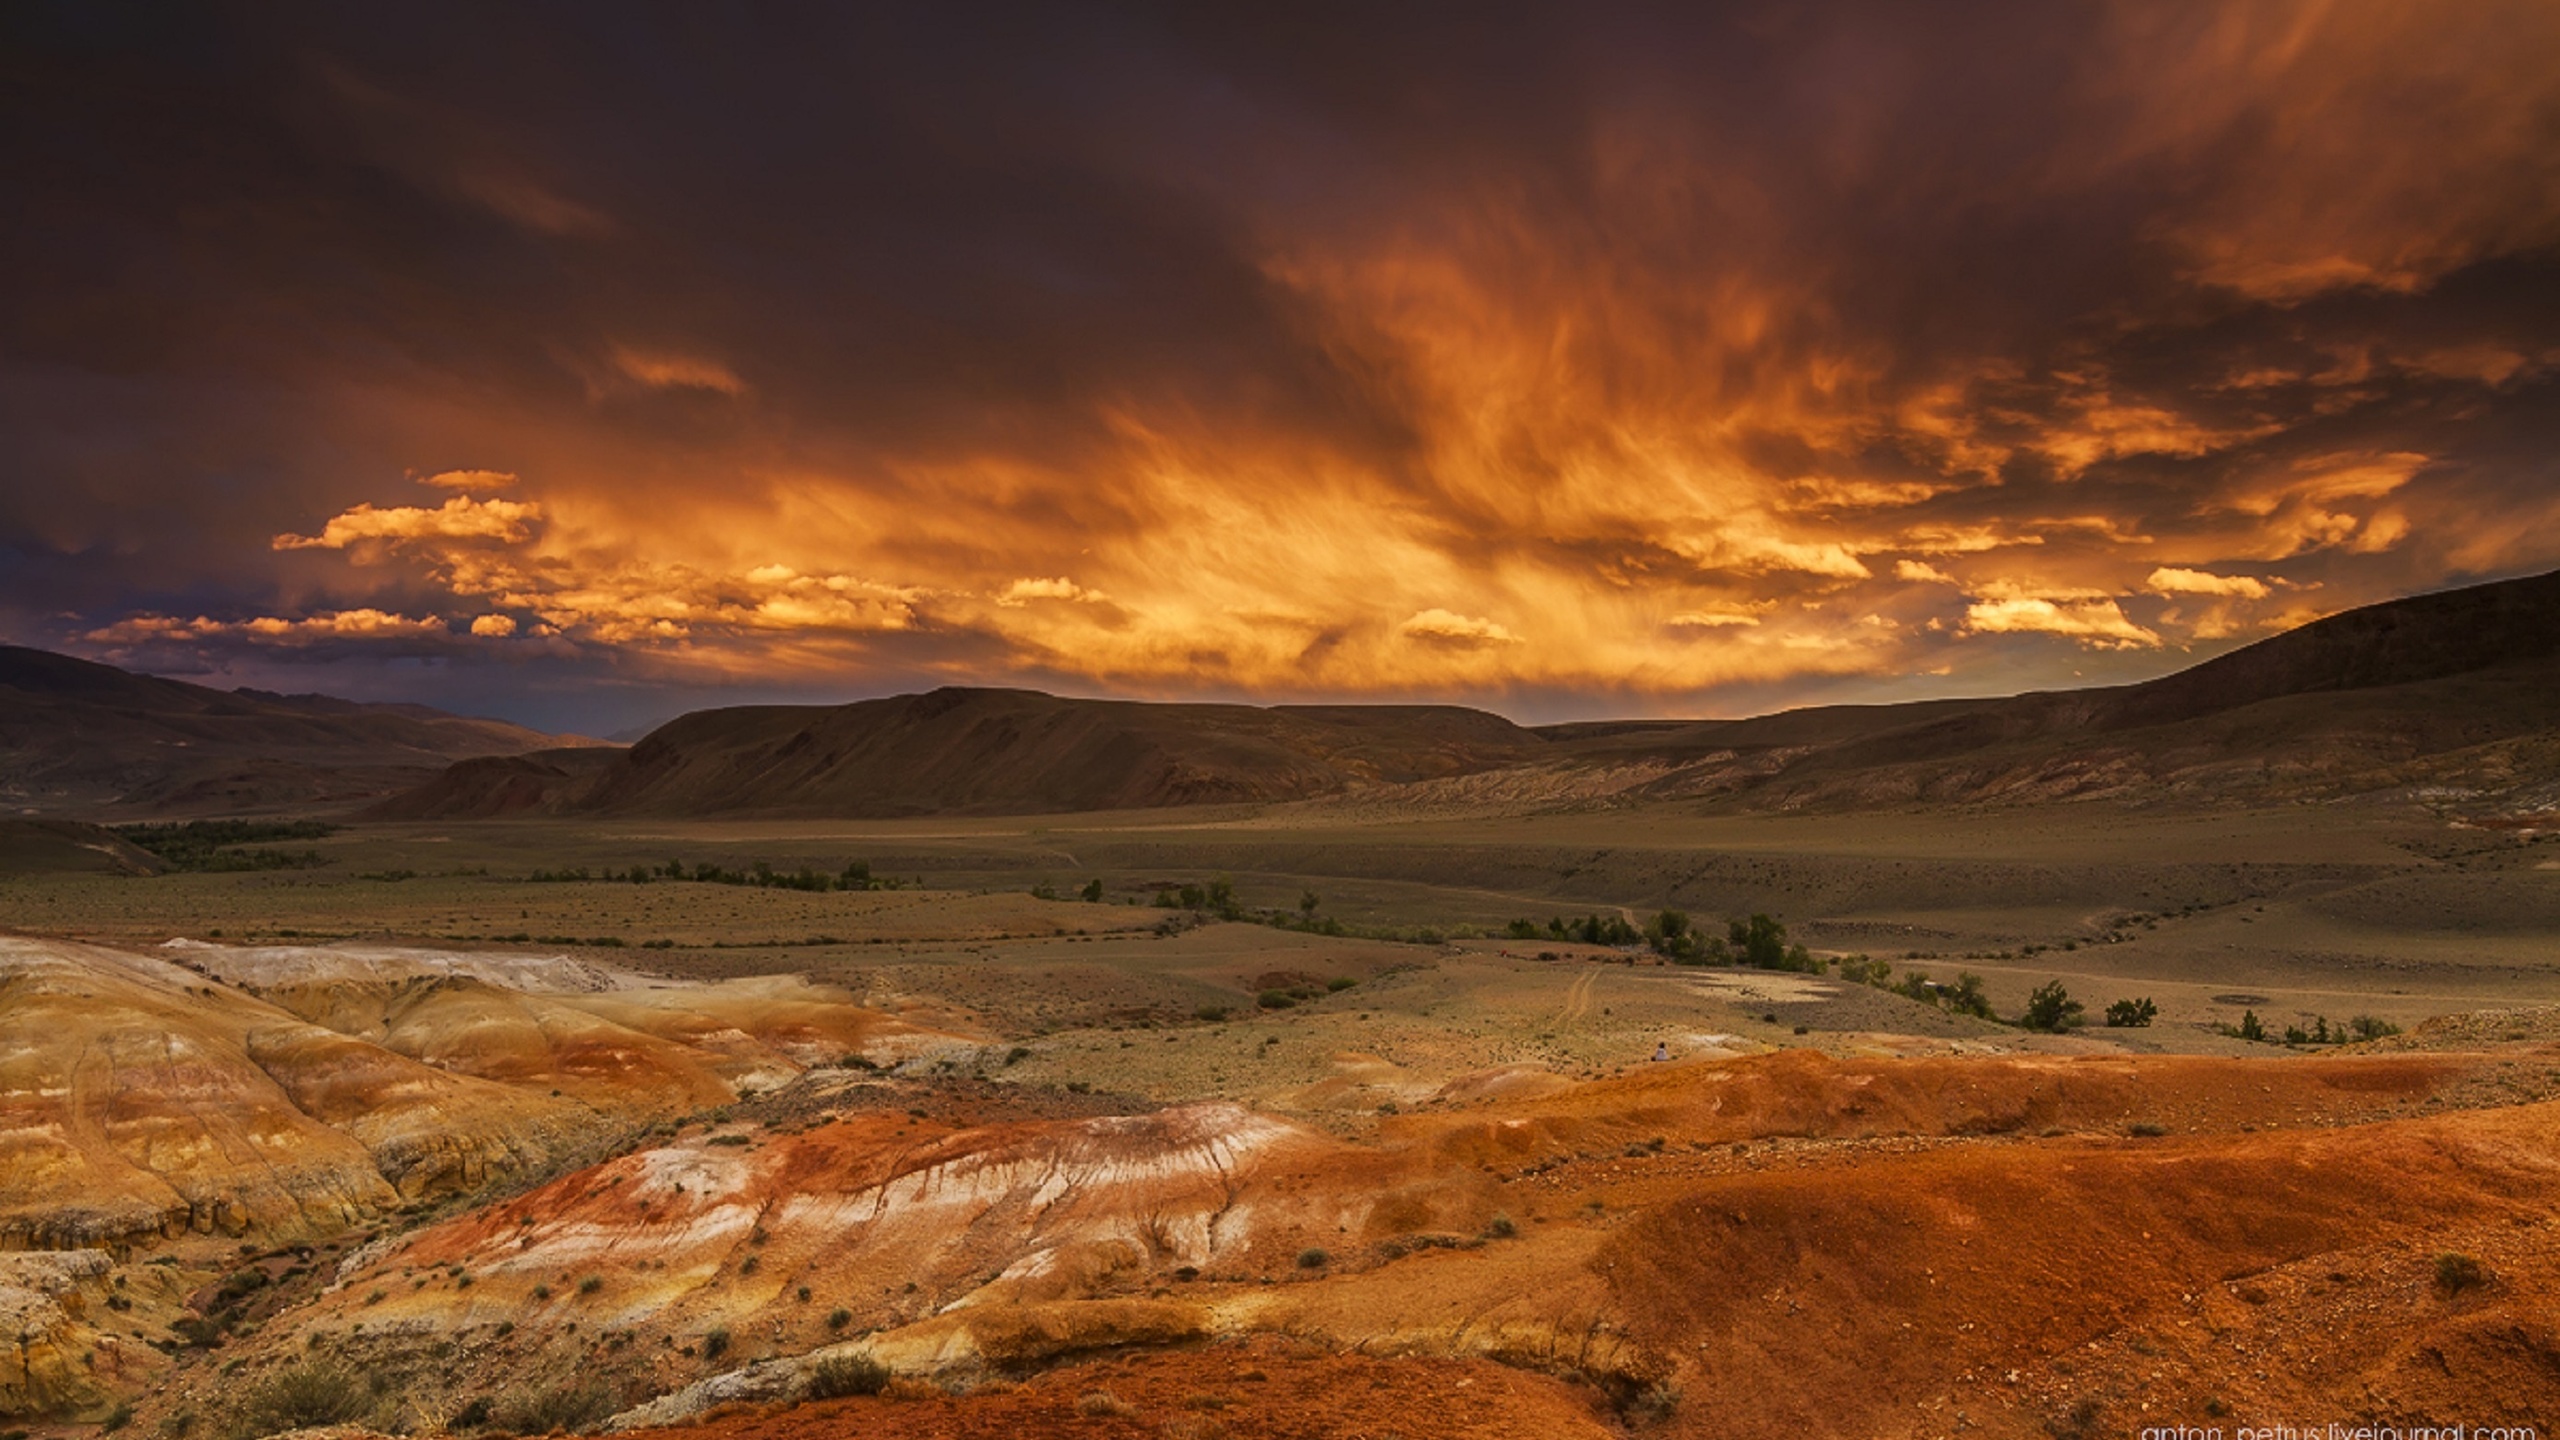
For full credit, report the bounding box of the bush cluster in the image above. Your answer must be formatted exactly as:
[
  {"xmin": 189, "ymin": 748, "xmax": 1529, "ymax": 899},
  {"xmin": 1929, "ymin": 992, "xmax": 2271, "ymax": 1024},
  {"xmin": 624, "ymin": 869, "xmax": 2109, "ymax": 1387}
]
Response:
[
  {"xmin": 805, "ymin": 1354, "xmax": 891, "ymax": 1399},
  {"xmin": 526, "ymin": 858, "xmax": 900, "ymax": 891},
  {"xmin": 114, "ymin": 820, "xmax": 336, "ymax": 872}
]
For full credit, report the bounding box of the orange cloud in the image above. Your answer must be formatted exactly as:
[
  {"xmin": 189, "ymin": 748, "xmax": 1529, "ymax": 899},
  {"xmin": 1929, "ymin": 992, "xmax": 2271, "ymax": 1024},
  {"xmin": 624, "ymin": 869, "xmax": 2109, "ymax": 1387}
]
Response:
[
  {"xmin": 273, "ymin": 496, "xmax": 541, "ymax": 552},
  {"xmin": 609, "ymin": 348, "xmax": 746, "ymax": 395},
  {"xmin": 87, "ymin": 610, "xmax": 451, "ymax": 645},
  {"xmin": 1962, "ymin": 597, "xmax": 2160, "ymax": 648},
  {"xmin": 418, "ymin": 469, "xmax": 518, "ymax": 490},
  {"xmin": 2146, "ymin": 567, "xmax": 2270, "ymax": 599}
]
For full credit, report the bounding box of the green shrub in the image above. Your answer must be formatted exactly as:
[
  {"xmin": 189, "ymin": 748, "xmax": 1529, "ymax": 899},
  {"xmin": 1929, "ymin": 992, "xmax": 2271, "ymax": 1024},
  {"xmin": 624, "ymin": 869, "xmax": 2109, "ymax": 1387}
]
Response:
[
  {"xmin": 2104, "ymin": 997, "xmax": 2157, "ymax": 1027},
  {"xmin": 2435, "ymin": 1252, "xmax": 2489, "ymax": 1295},
  {"xmin": 2350, "ymin": 1015, "xmax": 2403, "ymax": 1041},
  {"xmin": 825, "ymin": 1307, "xmax": 852, "ymax": 1331},
  {"xmin": 1835, "ymin": 953, "xmax": 1890, "ymax": 986},
  {"xmin": 805, "ymin": 1353, "xmax": 892, "ymax": 1399},
  {"xmin": 2020, "ymin": 981, "xmax": 2083, "ymax": 1031},
  {"xmin": 702, "ymin": 1328, "xmax": 730, "ymax": 1361},
  {"xmin": 235, "ymin": 1361, "xmax": 364, "ymax": 1435},
  {"xmin": 576, "ymin": 1274, "xmax": 603, "ymax": 1295},
  {"xmin": 1945, "ymin": 972, "xmax": 1993, "ymax": 1018},
  {"xmin": 1295, "ymin": 1247, "xmax": 1329, "ymax": 1269}
]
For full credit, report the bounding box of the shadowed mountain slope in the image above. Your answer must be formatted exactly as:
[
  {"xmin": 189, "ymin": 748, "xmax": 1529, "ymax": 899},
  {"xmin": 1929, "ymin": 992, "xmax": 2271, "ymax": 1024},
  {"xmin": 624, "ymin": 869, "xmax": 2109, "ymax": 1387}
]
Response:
[
  {"xmin": 375, "ymin": 567, "xmax": 2560, "ymax": 819},
  {"xmin": 0, "ymin": 646, "xmax": 595, "ymax": 815},
  {"xmin": 380, "ymin": 688, "xmax": 1545, "ymax": 818}
]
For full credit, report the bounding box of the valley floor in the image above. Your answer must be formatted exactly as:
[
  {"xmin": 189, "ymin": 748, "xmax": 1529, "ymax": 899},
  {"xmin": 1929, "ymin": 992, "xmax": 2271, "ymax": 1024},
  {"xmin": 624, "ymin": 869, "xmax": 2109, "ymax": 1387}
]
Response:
[{"xmin": 4, "ymin": 798, "xmax": 2556, "ymax": 1438}]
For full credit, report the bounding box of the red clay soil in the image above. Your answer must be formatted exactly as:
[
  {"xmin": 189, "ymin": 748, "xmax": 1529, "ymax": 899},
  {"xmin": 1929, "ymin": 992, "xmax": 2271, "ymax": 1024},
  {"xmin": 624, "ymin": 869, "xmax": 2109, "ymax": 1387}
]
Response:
[
  {"xmin": 646, "ymin": 1338, "xmax": 1621, "ymax": 1440},
  {"xmin": 1601, "ymin": 1099, "xmax": 2560, "ymax": 1438}
]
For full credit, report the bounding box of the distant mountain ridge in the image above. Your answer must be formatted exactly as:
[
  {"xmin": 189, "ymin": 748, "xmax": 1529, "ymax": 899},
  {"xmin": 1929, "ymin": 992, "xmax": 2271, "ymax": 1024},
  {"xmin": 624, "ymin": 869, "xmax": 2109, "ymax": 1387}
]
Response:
[
  {"xmin": 376, "ymin": 688, "xmax": 1545, "ymax": 819},
  {"xmin": 0, "ymin": 646, "xmax": 600, "ymax": 815},
  {"xmin": 375, "ymin": 567, "xmax": 2560, "ymax": 820}
]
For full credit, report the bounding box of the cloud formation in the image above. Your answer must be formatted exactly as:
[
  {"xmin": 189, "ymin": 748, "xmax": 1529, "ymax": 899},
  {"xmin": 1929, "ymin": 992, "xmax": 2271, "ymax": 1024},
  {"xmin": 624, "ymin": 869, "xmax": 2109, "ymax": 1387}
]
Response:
[{"xmin": 5, "ymin": 4, "xmax": 2558, "ymax": 728}]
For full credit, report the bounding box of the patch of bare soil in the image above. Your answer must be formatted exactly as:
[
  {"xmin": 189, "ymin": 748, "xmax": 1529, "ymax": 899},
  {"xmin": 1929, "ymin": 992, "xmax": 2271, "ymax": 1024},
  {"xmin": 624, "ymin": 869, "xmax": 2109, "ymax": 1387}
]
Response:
[{"xmin": 655, "ymin": 1338, "xmax": 1622, "ymax": 1440}]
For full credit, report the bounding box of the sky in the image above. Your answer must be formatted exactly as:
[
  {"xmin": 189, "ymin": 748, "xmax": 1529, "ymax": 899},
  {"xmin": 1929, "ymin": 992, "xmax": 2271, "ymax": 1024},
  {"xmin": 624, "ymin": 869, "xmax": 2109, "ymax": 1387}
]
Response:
[{"xmin": 5, "ymin": 2, "xmax": 2559, "ymax": 736}]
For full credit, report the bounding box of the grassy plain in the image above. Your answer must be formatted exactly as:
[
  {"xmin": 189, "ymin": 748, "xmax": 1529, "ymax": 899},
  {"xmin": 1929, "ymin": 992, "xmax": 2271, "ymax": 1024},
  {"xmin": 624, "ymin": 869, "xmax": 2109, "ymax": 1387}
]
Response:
[{"xmin": 11, "ymin": 797, "xmax": 2556, "ymax": 1071}]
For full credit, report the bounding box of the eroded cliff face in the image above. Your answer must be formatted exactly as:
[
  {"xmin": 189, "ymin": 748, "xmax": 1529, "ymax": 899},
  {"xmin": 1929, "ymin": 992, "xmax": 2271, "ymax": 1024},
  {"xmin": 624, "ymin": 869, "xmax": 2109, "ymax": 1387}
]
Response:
[
  {"xmin": 0, "ymin": 1251, "xmax": 165, "ymax": 1419},
  {"xmin": 0, "ymin": 939, "xmax": 976, "ymax": 1256}
]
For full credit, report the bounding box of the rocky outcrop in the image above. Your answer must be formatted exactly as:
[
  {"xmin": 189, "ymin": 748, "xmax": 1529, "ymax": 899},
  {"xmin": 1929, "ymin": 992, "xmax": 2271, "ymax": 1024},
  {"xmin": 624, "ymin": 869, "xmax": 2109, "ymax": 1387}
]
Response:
[{"xmin": 0, "ymin": 1250, "xmax": 156, "ymax": 1418}]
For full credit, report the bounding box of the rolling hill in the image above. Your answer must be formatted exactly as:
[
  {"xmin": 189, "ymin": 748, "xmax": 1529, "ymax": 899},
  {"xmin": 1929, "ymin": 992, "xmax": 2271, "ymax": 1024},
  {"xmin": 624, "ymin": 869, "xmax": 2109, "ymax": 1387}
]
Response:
[
  {"xmin": 0, "ymin": 646, "xmax": 599, "ymax": 815},
  {"xmin": 376, "ymin": 566, "xmax": 2560, "ymax": 820},
  {"xmin": 373, "ymin": 689, "xmax": 1547, "ymax": 818}
]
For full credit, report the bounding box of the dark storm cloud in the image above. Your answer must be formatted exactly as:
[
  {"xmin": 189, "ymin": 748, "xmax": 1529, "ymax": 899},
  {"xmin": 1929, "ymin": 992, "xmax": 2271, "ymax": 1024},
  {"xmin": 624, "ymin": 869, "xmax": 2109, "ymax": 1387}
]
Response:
[{"xmin": 3, "ymin": 1, "xmax": 2557, "ymax": 728}]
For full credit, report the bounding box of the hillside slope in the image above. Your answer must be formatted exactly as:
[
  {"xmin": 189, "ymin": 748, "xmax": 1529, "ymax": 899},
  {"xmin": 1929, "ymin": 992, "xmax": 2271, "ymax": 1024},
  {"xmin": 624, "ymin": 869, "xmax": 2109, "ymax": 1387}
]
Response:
[
  {"xmin": 382, "ymin": 688, "xmax": 1544, "ymax": 818},
  {"xmin": 0, "ymin": 646, "xmax": 593, "ymax": 814},
  {"xmin": 375, "ymin": 567, "xmax": 2560, "ymax": 820}
]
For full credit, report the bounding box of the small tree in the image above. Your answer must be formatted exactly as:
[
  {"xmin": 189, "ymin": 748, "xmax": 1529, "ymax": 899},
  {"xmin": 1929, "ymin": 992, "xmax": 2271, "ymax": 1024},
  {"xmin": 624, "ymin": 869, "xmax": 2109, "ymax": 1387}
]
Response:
[
  {"xmin": 1729, "ymin": 914, "xmax": 1789, "ymax": 969},
  {"xmin": 2021, "ymin": 981, "xmax": 2083, "ymax": 1031},
  {"xmin": 2104, "ymin": 997, "xmax": 2158, "ymax": 1028},
  {"xmin": 1946, "ymin": 972, "xmax": 1994, "ymax": 1019},
  {"xmin": 1080, "ymin": 878, "xmax": 1104, "ymax": 903},
  {"xmin": 2238, "ymin": 1009, "xmax": 2266, "ymax": 1042},
  {"xmin": 1299, "ymin": 889, "xmax": 1320, "ymax": 914}
]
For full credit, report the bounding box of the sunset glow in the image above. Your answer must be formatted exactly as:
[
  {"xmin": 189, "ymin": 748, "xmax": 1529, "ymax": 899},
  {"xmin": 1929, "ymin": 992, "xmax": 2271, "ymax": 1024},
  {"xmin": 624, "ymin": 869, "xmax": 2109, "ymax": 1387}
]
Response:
[{"xmin": 7, "ymin": 3, "xmax": 2557, "ymax": 731}]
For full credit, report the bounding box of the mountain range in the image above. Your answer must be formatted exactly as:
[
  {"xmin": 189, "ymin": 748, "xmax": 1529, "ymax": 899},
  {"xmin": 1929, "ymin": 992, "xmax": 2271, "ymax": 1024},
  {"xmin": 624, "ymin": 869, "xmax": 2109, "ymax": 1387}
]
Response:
[
  {"xmin": 371, "ymin": 566, "xmax": 2560, "ymax": 820},
  {"xmin": 7, "ymin": 570, "xmax": 2554, "ymax": 822}
]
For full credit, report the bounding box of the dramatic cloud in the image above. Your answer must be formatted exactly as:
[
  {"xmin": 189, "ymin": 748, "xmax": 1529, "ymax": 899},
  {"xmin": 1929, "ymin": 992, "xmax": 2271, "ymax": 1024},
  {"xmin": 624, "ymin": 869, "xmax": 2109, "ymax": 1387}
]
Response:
[
  {"xmin": 272, "ymin": 496, "xmax": 542, "ymax": 552},
  {"xmin": 5, "ymin": 3, "xmax": 2558, "ymax": 730}
]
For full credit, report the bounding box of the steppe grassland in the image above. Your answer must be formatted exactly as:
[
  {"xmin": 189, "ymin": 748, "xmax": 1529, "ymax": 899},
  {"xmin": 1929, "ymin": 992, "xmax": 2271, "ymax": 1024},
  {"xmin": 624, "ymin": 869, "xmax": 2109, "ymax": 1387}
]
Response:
[{"xmin": 9, "ymin": 801, "xmax": 2555, "ymax": 1089}]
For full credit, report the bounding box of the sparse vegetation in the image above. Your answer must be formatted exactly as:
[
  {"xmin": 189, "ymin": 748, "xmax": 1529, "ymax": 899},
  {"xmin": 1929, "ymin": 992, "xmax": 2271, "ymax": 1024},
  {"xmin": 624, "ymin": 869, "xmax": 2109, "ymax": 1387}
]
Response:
[
  {"xmin": 2020, "ymin": 980, "xmax": 2083, "ymax": 1031},
  {"xmin": 528, "ymin": 858, "xmax": 899, "ymax": 892},
  {"xmin": 232, "ymin": 1361, "xmax": 364, "ymax": 1436},
  {"xmin": 1077, "ymin": 1390, "xmax": 1138, "ymax": 1418},
  {"xmin": 115, "ymin": 819, "xmax": 337, "ymax": 872},
  {"xmin": 490, "ymin": 1381, "xmax": 616, "ymax": 1436},
  {"xmin": 2105, "ymin": 997, "xmax": 2158, "ymax": 1027},
  {"xmin": 806, "ymin": 1353, "xmax": 892, "ymax": 1399},
  {"xmin": 2434, "ymin": 1251, "xmax": 2489, "ymax": 1295}
]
